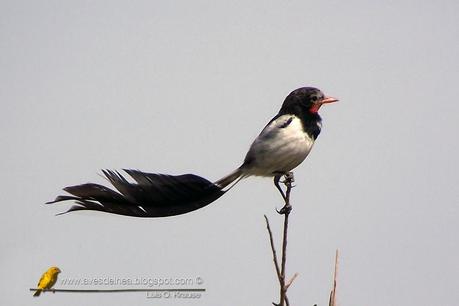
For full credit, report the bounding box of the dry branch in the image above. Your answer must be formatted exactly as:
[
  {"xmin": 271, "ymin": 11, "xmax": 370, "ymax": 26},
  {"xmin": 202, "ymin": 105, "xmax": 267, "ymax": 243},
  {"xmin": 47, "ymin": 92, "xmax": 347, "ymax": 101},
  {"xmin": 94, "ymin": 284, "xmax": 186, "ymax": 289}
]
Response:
[{"xmin": 265, "ymin": 172, "xmax": 296, "ymax": 306}]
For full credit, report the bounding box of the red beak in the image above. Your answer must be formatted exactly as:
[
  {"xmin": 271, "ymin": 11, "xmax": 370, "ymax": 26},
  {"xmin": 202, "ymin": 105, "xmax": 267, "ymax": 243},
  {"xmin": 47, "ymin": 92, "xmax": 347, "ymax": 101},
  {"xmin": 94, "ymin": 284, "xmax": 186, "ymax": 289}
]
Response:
[{"xmin": 321, "ymin": 96, "xmax": 339, "ymax": 104}]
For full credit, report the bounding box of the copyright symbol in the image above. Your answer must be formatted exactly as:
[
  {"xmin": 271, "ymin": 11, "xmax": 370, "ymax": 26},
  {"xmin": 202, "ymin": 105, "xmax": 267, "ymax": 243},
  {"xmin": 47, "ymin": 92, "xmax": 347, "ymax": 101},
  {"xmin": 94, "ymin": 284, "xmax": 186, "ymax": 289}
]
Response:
[{"xmin": 196, "ymin": 277, "xmax": 203, "ymax": 285}]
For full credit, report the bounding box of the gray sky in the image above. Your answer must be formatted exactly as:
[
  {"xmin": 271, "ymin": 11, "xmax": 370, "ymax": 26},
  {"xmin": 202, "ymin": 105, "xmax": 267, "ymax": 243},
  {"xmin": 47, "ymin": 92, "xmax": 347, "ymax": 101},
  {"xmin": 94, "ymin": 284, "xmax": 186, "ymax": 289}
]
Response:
[{"xmin": 1, "ymin": 0, "xmax": 458, "ymax": 305}]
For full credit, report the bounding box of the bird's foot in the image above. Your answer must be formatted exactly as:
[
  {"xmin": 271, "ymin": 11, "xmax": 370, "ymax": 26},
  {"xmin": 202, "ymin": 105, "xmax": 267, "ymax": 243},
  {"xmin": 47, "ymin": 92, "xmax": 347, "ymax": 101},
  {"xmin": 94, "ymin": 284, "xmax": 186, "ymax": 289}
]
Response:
[
  {"xmin": 274, "ymin": 172, "xmax": 295, "ymax": 213},
  {"xmin": 281, "ymin": 172, "xmax": 295, "ymax": 186},
  {"xmin": 277, "ymin": 204, "xmax": 292, "ymax": 215}
]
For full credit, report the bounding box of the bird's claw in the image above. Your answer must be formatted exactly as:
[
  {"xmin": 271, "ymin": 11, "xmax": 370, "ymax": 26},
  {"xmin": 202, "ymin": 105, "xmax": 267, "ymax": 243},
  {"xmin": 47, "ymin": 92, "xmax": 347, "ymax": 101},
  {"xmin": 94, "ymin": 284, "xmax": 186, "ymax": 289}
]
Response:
[
  {"xmin": 281, "ymin": 172, "xmax": 295, "ymax": 186},
  {"xmin": 277, "ymin": 204, "xmax": 292, "ymax": 215},
  {"xmin": 284, "ymin": 172, "xmax": 294, "ymax": 181}
]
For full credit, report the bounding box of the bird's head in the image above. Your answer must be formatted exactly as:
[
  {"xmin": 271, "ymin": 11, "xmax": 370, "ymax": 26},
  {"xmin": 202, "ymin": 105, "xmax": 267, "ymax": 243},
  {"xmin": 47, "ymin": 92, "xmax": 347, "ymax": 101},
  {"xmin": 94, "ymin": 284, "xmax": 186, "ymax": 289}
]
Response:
[
  {"xmin": 281, "ymin": 87, "xmax": 338, "ymax": 115},
  {"xmin": 48, "ymin": 267, "xmax": 61, "ymax": 274}
]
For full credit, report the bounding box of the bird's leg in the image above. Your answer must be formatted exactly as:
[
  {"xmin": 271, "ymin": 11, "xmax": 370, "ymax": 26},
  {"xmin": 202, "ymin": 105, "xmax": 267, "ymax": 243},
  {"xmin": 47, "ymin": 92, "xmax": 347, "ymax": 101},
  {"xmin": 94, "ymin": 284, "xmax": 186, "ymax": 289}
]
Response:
[
  {"xmin": 274, "ymin": 175, "xmax": 287, "ymax": 202},
  {"xmin": 278, "ymin": 172, "xmax": 294, "ymax": 215}
]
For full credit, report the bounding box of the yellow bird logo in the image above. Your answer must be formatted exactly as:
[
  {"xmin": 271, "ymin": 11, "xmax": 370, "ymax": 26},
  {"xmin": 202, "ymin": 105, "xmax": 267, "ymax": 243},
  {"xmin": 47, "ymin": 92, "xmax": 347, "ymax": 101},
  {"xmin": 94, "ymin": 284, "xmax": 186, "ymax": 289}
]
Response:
[{"xmin": 33, "ymin": 266, "xmax": 61, "ymax": 297}]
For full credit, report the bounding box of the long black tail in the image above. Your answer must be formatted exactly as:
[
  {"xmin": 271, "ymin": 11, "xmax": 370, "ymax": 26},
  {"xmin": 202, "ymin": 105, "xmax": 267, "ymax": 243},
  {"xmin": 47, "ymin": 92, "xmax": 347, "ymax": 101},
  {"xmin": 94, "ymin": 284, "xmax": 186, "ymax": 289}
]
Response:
[{"xmin": 47, "ymin": 169, "xmax": 237, "ymax": 217}]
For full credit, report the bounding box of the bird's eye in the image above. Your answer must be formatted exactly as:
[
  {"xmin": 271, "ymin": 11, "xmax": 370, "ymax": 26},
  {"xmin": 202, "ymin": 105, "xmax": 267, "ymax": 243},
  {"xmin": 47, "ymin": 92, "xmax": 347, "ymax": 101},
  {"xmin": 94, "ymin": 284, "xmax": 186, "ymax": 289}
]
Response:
[{"xmin": 311, "ymin": 96, "xmax": 318, "ymax": 102}]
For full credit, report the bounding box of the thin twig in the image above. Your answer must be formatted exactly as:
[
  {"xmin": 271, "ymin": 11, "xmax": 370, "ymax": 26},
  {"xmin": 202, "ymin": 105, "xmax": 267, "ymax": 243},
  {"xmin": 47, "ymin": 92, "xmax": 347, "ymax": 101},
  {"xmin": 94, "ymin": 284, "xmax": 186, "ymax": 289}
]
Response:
[
  {"xmin": 280, "ymin": 211, "xmax": 289, "ymax": 305},
  {"xmin": 264, "ymin": 215, "xmax": 282, "ymax": 283},
  {"xmin": 279, "ymin": 174, "xmax": 293, "ymax": 306},
  {"xmin": 285, "ymin": 272, "xmax": 299, "ymax": 290},
  {"xmin": 329, "ymin": 249, "xmax": 339, "ymax": 306},
  {"xmin": 265, "ymin": 173, "xmax": 295, "ymax": 306}
]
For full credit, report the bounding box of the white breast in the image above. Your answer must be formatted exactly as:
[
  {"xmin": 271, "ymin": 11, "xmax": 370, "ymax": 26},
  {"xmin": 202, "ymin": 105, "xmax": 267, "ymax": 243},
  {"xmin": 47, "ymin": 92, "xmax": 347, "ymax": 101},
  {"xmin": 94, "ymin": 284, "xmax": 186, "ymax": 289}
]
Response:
[{"xmin": 243, "ymin": 115, "xmax": 315, "ymax": 177}]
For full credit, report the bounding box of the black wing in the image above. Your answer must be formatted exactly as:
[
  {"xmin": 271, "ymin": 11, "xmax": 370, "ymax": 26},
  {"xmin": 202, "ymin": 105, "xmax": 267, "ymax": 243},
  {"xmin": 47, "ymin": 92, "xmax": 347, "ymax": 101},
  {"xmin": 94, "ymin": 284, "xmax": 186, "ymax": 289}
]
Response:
[{"xmin": 47, "ymin": 169, "xmax": 225, "ymax": 217}]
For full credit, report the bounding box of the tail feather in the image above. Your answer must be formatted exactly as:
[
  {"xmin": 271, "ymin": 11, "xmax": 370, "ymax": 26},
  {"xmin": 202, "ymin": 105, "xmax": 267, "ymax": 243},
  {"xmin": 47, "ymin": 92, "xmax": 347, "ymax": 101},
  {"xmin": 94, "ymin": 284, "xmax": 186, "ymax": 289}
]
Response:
[
  {"xmin": 33, "ymin": 289, "xmax": 42, "ymax": 297},
  {"xmin": 47, "ymin": 169, "xmax": 226, "ymax": 217},
  {"xmin": 214, "ymin": 168, "xmax": 244, "ymax": 190}
]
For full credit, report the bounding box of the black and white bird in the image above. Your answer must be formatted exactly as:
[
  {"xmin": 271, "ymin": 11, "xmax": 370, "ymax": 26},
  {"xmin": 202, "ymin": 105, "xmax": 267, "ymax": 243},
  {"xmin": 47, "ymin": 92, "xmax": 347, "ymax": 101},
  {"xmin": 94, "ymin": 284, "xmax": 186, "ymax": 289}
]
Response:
[{"xmin": 47, "ymin": 87, "xmax": 338, "ymax": 217}]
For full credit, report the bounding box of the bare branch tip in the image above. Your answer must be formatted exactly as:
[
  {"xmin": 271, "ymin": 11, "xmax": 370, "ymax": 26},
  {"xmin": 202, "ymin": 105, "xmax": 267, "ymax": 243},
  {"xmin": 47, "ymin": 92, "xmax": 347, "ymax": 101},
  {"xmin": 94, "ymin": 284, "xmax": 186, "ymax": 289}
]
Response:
[{"xmin": 285, "ymin": 272, "xmax": 299, "ymax": 290}]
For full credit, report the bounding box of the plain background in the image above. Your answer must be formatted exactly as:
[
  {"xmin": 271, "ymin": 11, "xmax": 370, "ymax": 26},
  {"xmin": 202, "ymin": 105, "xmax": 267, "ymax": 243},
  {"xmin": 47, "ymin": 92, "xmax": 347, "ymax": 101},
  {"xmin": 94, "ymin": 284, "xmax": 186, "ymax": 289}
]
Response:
[{"xmin": 1, "ymin": 1, "xmax": 458, "ymax": 305}]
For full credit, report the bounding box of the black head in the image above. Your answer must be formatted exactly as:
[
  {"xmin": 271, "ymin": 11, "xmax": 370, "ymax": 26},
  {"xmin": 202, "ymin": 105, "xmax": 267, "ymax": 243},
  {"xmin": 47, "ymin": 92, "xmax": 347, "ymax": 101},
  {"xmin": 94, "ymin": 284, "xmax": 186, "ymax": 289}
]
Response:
[{"xmin": 279, "ymin": 87, "xmax": 338, "ymax": 116}]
